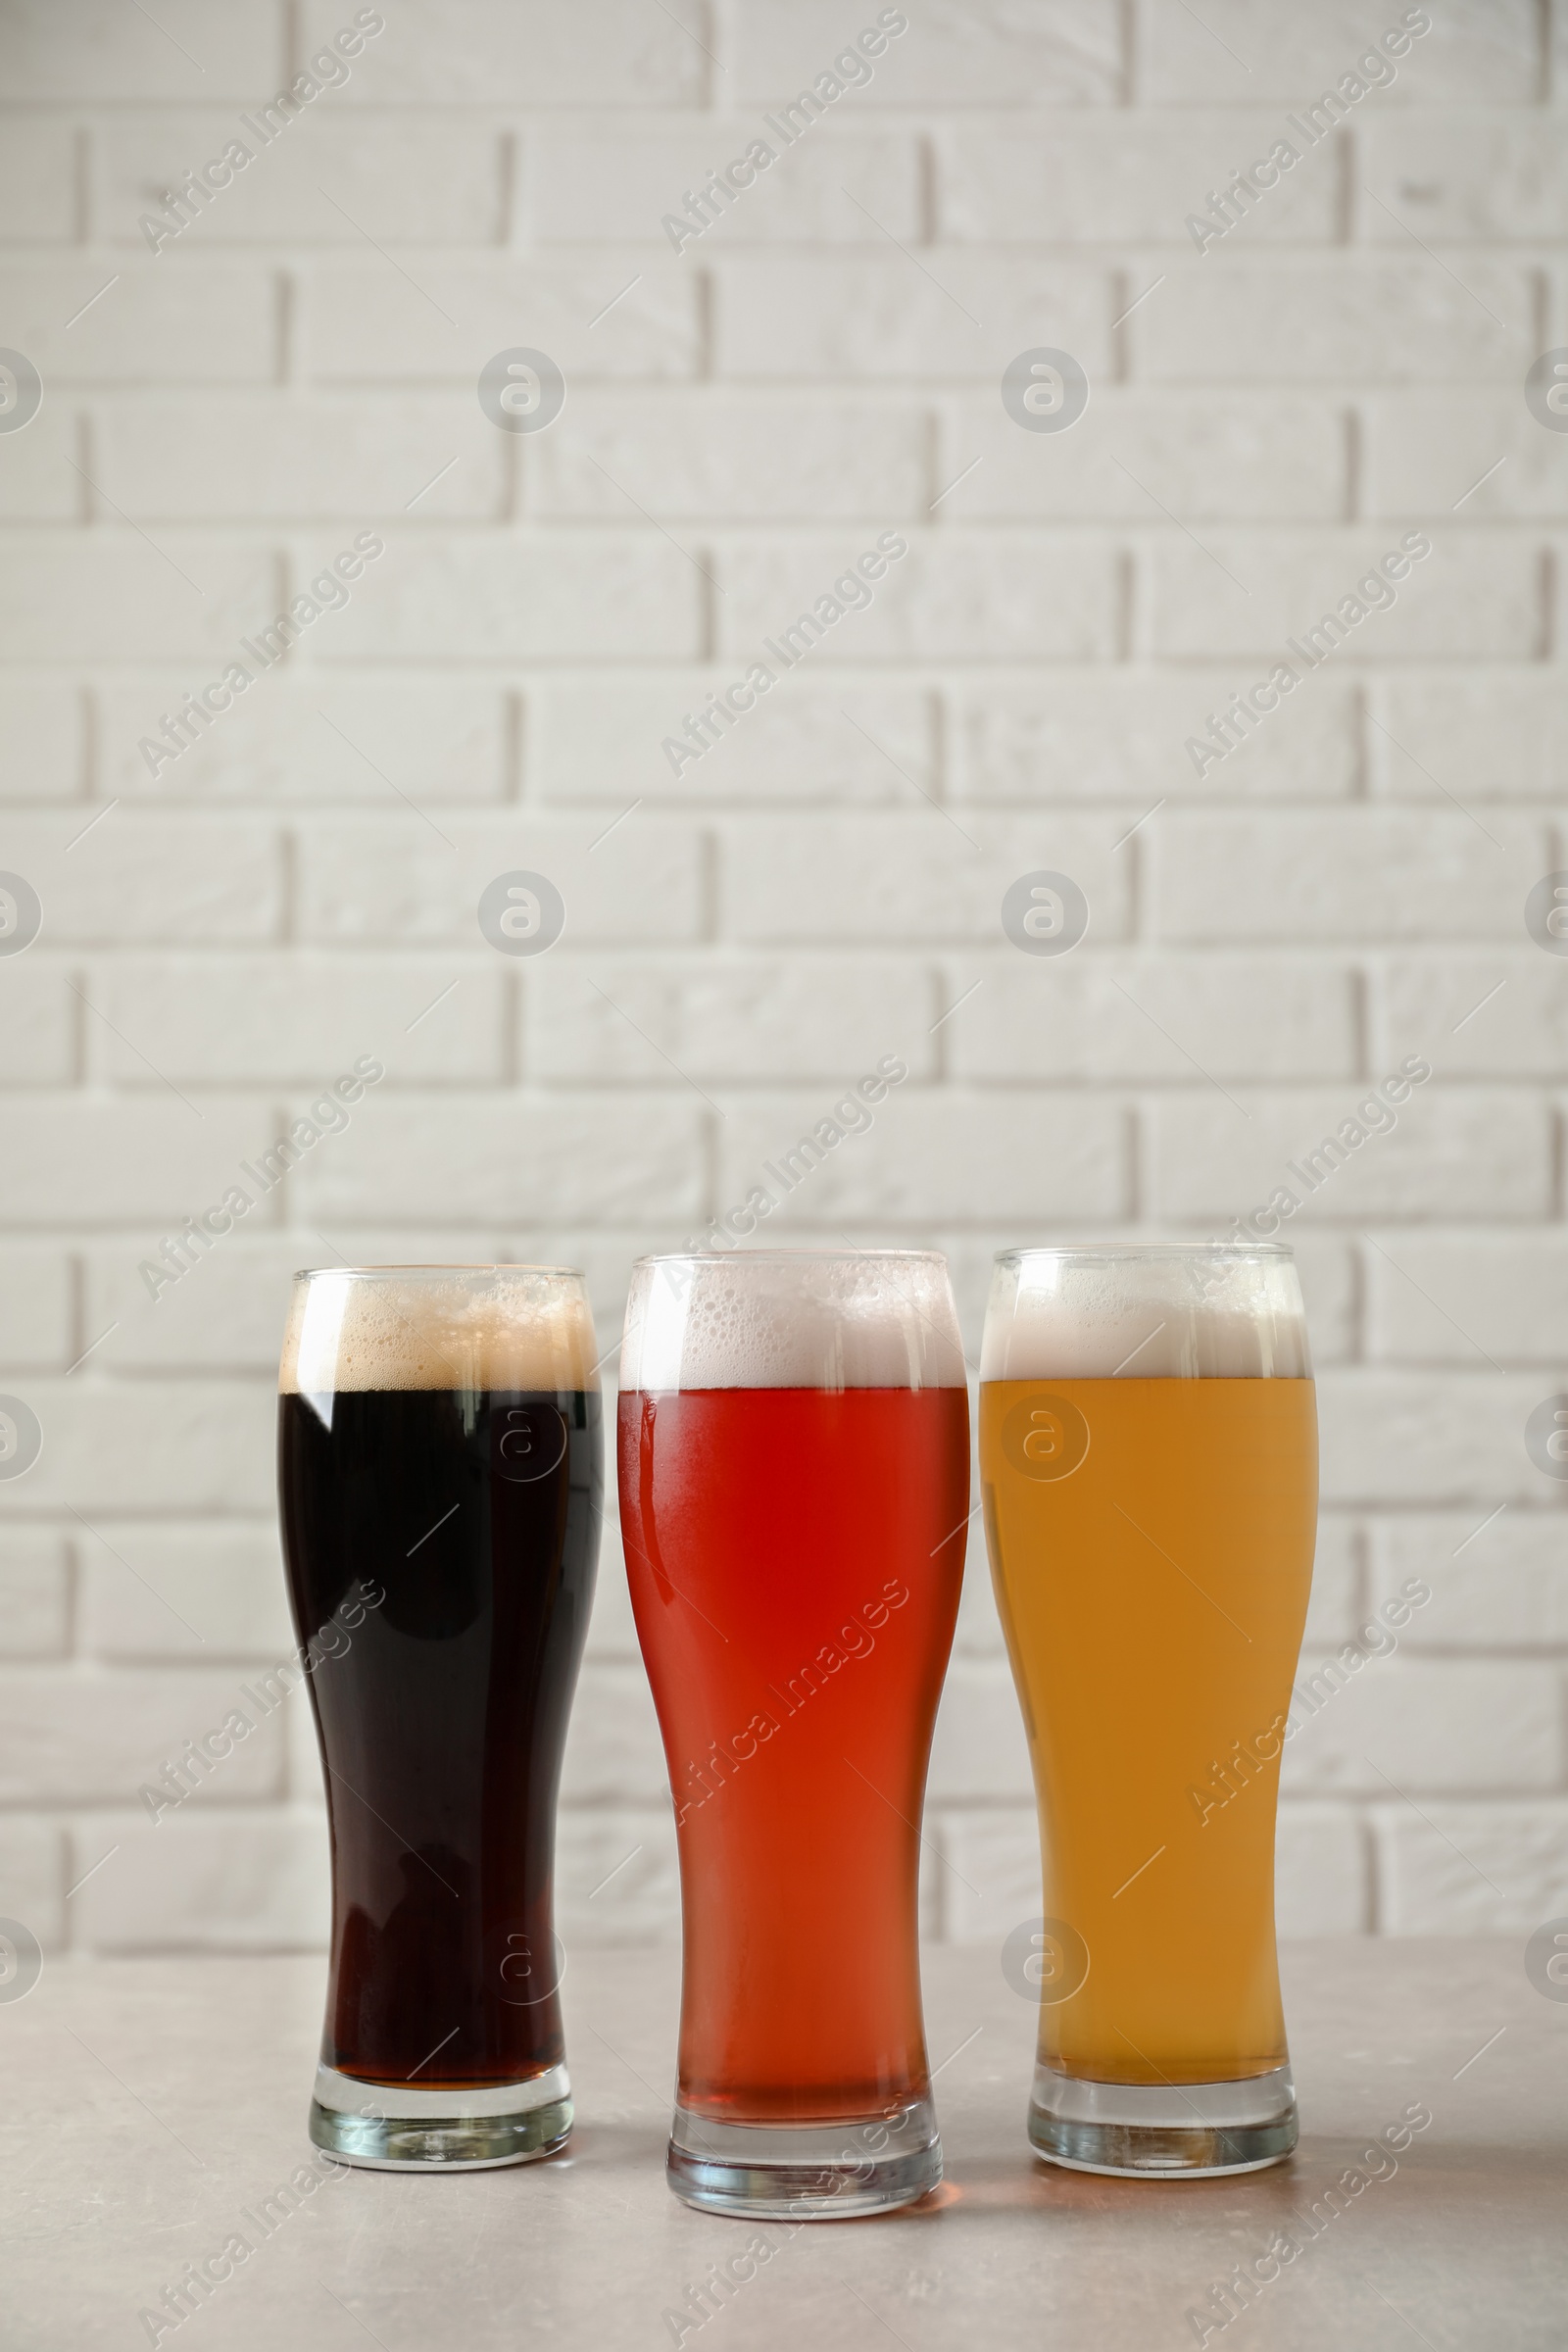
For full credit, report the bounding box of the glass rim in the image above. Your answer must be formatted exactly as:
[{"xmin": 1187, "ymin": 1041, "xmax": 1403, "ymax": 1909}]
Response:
[
  {"xmin": 994, "ymin": 1241, "xmax": 1296, "ymax": 1264},
  {"xmin": 289, "ymin": 1261, "xmax": 587, "ymax": 1283},
  {"xmin": 633, "ymin": 1248, "xmax": 948, "ymax": 1268}
]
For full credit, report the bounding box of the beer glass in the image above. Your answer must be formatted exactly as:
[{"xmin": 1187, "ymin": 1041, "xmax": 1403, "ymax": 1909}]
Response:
[
  {"xmin": 618, "ymin": 1250, "xmax": 969, "ymax": 2217},
  {"xmin": 277, "ymin": 1265, "xmax": 601, "ymax": 2170},
  {"xmin": 980, "ymin": 1245, "xmax": 1315, "ymax": 2177}
]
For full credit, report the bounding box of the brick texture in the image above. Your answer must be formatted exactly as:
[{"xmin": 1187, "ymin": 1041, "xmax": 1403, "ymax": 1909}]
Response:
[{"xmin": 0, "ymin": 0, "xmax": 1558, "ymax": 1958}]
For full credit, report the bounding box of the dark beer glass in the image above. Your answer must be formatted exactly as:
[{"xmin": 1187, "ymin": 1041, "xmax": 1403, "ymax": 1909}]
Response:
[{"xmin": 277, "ymin": 1265, "xmax": 601, "ymax": 2171}]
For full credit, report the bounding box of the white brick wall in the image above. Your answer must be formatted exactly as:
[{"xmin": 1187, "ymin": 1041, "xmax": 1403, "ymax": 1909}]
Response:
[{"xmin": 1, "ymin": 0, "xmax": 1563, "ymax": 1959}]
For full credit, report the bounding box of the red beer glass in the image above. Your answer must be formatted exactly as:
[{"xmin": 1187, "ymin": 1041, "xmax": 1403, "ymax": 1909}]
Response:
[{"xmin": 618, "ymin": 1250, "xmax": 969, "ymax": 2218}]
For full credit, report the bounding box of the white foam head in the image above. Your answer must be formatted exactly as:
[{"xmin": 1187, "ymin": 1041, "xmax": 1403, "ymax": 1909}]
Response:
[
  {"xmin": 620, "ymin": 1250, "xmax": 966, "ymax": 1392},
  {"xmin": 980, "ymin": 1246, "xmax": 1310, "ymax": 1380},
  {"xmin": 279, "ymin": 1266, "xmax": 598, "ymax": 1395}
]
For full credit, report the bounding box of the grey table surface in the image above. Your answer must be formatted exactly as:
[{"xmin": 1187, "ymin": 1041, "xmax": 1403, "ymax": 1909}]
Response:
[{"xmin": 3, "ymin": 1940, "xmax": 1563, "ymax": 2350}]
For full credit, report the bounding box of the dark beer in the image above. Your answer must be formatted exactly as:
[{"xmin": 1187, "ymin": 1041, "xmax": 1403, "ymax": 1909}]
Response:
[{"xmin": 277, "ymin": 1267, "xmax": 601, "ymax": 2168}]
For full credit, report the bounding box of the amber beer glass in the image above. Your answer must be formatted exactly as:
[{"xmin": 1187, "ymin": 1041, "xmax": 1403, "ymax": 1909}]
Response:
[
  {"xmin": 619, "ymin": 1250, "xmax": 969, "ymax": 2217},
  {"xmin": 981, "ymin": 1245, "xmax": 1316, "ymax": 2177},
  {"xmin": 277, "ymin": 1266, "xmax": 601, "ymax": 2170}
]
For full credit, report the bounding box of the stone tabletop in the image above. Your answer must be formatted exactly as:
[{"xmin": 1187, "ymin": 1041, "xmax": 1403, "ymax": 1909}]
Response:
[{"xmin": 4, "ymin": 1940, "xmax": 1563, "ymax": 2349}]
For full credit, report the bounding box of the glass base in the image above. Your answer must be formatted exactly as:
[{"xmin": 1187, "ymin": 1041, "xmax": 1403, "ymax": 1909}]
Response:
[
  {"xmin": 1028, "ymin": 2060, "xmax": 1297, "ymax": 2178},
  {"xmin": 308, "ymin": 2061, "xmax": 572, "ymax": 2172},
  {"xmin": 667, "ymin": 2096, "xmax": 942, "ymax": 2220}
]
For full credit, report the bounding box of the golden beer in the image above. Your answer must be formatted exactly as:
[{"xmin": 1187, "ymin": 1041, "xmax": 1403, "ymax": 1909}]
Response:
[{"xmin": 980, "ymin": 1247, "xmax": 1316, "ymax": 2175}]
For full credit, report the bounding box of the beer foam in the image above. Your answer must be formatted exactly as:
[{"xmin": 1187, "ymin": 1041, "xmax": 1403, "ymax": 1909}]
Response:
[
  {"xmin": 621, "ymin": 1250, "xmax": 966, "ymax": 1391},
  {"xmin": 279, "ymin": 1268, "xmax": 598, "ymax": 1396},
  {"xmin": 980, "ymin": 1248, "xmax": 1311, "ymax": 1380}
]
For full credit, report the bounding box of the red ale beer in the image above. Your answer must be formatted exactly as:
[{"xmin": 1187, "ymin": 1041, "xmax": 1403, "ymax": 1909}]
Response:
[{"xmin": 618, "ymin": 1250, "xmax": 968, "ymax": 2220}]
